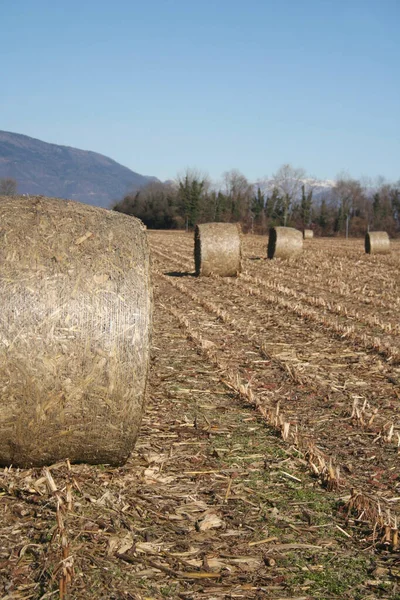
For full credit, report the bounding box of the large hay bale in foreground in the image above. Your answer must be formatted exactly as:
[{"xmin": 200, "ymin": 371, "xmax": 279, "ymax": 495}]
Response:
[
  {"xmin": 365, "ymin": 231, "xmax": 390, "ymax": 255},
  {"xmin": 194, "ymin": 223, "xmax": 241, "ymax": 276},
  {"xmin": 303, "ymin": 229, "xmax": 314, "ymax": 239},
  {"xmin": 0, "ymin": 196, "xmax": 152, "ymax": 467},
  {"xmin": 268, "ymin": 226, "xmax": 303, "ymax": 259}
]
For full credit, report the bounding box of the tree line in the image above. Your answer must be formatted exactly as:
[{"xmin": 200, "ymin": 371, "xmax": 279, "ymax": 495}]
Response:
[
  {"xmin": 3, "ymin": 170, "xmax": 400, "ymax": 237},
  {"xmin": 113, "ymin": 166, "xmax": 400, "ymax": 237}
]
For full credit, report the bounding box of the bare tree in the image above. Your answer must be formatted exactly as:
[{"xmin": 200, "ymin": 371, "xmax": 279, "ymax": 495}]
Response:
[
  {"xmin": 0, "ymin": 178, "xmax": 17, "ymax": 196},
  {"xmin": 333, "ymin": 176, "xmax": 366, "ymax": 237},
  {"xmin": 270, "ymin": 164, "xmax": 306, "ymax": 226},
  {"xmin": 222, "ymin": 169, "xmax": 253, "ymax": 223}
]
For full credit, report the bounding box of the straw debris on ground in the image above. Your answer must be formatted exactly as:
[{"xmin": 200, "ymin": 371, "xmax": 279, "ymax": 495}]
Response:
[{"xmin": 1, "ymin": 230, "xmax": 400, "ymax": 599}]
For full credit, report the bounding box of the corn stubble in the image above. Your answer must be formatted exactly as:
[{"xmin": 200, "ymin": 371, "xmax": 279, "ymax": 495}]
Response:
[
  {"xmin": 3, "ymin": 230, "xmax": 400, "ymax": 599},
  {"xmin": 150, "ymin": 231, "xmax": 400, "ymax": 549}
]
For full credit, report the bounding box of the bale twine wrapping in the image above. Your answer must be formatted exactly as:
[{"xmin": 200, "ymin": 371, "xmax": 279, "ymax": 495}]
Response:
[
  {"xmin": 365, "ymin": 231, "xmax": 390, "ymax": 255},
  {"xmin": 0, "ymin": 196, "xmax": 152, "ymax": 467},
  {"xmin": 267, "ymin": 226, "xmax": 303, "ymax": 259},
  {"xmin": 303, "ymin": 229, "xmax": 314, "ymax": 239},
  {"xmin": 194, "ymin": 223, "xmax": 241, "ymax": 277}
]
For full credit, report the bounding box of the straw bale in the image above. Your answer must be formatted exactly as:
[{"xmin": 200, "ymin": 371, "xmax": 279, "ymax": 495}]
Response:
[
  {"xmin": 268, "ymin": 227, "xmax": 303, "ymax": 259},
  {"xmin": 365, "ymin": 231, "xmax": 390, "ymax": 255},
  {"xmin": 303, "ymin": 229, "xmax": 314, "ymax": 239},
  {"xmin": 0, "ymin": 196, "xmax": 152, "ymax": 467},
  {"xmin": 194, "ymin": 223, "xmax": 241, "ymax": 277}
]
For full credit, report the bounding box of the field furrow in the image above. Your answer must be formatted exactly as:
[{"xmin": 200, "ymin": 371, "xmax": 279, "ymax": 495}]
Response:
[
  {"xmin": 150, "ymin": 231, "xmax": 400, "ymax": 522},
  {"xmin": 154, "ymin": 274, "xmax": 399, "ymax": 507},
  {"xmin": 151, "ymin": 244, "xmax": 400, "ymax": 364},
  {"xmin": 152, "ymin": 235, "xmax": 400, "ymax": 329}
]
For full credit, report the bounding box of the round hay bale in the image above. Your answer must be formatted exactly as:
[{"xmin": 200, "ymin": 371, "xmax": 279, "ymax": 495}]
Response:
[
  {"xmin": 194, "ymin": 223, "xmax": 241, "ymax": 277},
  {"xmin": 0, "ymin": 196, "xmax": 152, "ymax": 467},
  {"xmin": 303, "ymin": 229, "xmax": 314, "ymax": 239},
  {"xmin": 365, "ymin": 231, "xmax": 390, "ymax": 255},
  {"xmin": 267, "ymin": 226, "xmax": 303, "ymax": 259}
]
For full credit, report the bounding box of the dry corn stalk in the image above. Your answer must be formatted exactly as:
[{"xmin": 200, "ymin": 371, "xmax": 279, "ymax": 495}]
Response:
[
  {"xmin": 43, "ymin": 465, "xmax": 74, "ymax": 597},
  {"xmin": 167, "ymin": 301, "xmax": 345, "ymax": 498}
]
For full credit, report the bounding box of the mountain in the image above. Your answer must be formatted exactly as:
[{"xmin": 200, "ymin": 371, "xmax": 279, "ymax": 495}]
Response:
[
  {"xmin": 0, "ymin": 130, "xmax": 158, "ymax": 208},
  {"xmin": 256, "ymin": 176, "xmax": 336, "ymax": 202}
]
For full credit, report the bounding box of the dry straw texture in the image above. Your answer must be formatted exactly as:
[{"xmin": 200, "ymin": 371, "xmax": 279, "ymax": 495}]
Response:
[
  {"xmin": 303, "ymin": 229, "xmax": 314, "ymax": 239},
  {"xmin": 365, "ymin": 231, "xmax": 390, "ymax": 255},
  {"xmin": 0, "ymin": 196, "xmax": 152, "ymax": 467},
  {"xmin": 194, "ymin": 222, "xmax": 241, "ymax": 276},
  {"xmin": 268, "ymin": 226, "xmax": 303, "ymax": 259}
]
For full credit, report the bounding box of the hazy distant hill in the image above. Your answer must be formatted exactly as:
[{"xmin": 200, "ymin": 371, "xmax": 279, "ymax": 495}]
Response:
[{"xmin": 0, "ymin": 131, "xmax": 157, "ymax": 208}]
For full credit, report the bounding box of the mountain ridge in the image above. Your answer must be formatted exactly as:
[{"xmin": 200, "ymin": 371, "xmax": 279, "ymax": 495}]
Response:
[{"xmin": 0, "ymin": 130, "xmax": 157, "ymax": 208}]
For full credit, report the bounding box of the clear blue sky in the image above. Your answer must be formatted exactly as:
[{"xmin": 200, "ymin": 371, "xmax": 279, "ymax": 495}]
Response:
[{"xmin": 1, "ymin": 0, "xmax": 399, "ymax": 183}]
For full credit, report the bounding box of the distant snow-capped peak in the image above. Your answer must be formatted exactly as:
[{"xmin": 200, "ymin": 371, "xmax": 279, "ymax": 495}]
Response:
[{"xmin": 255, "ymin": 177, "xmax": 335, "ymax": 198}]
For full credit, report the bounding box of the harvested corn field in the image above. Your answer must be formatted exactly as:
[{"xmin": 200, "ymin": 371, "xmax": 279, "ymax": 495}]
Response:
[{"xmin": 2, "ymin": 231, "xmax": 400, "ymax": 599}]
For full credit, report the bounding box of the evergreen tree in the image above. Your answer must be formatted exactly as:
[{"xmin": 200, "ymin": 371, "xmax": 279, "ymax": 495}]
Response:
[
  {"xmin": 391, "ymin": 188, "xmax": 400, "ymax": 231},
  {"xmin": 372, "ymin": 192, "xmax": 380, "ymax": 223},
  {"xmin": 178, "ymin": 172, "xmax": 206, "ymax": 229},
  {"xmin": 212, "ymin": 191, "xmax": 229, "ymax": 222},
  {"xmin": 251, "ymin": 187, "xmax": 264, "ymax": 219},
  {"xmin": 265, "ymin": 187, "xmax": 285, "ymax": 225},
  {"xmin": 334, "ymin": 204, "xmax": 344, "ymax": 234},
  {"xmin": 300, "ymin": 185, "xmax": 313, "ymax": 229},
  {"xmin": 318, "ymin": 198, "xmax": 328, "ymax": 232}
]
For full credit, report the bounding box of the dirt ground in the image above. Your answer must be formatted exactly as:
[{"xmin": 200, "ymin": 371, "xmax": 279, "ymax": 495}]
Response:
[{"xmin": 1, "ymin": 232, "xmax": 400, "ymax": 599}]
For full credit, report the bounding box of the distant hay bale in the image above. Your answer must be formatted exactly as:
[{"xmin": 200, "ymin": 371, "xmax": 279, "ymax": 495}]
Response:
[
  {"xmin": 303, "ymin": 229, "xmax": 314, "ymax": 239},
  {"xmin": 267, "ymin": 227, "xmax": 303, "ymax": 259},
  {"xmin": 0, "ymin": 196, "xmax": 152, "ymax": 467},
  {"xmin": 194, "ymin": 223, "xmax": 241, "ymax": 277},
  {"xmin": 365, "ymin": 231, "xmax": 390, "ymax": 255}
]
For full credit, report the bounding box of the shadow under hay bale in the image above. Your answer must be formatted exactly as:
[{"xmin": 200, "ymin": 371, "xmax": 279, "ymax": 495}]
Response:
[
  {"xmin": 0, "ymin": 196, "xmax": 152, "ymax": 467},
  {"xmin": 194, "ymin": 223, "xmax": 241, "ymax": 277},
  {"xmin": 365, "ymin": 231, "xmax": 390, "ymax": 255},
  {"xmin": 303, "ymin": 229, "xmax": 314, "ymax": 239},
  {"xmin": 267, "ymin": 226, "xmax": 303, "ymax": 259}
]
